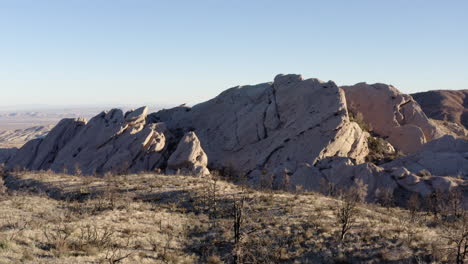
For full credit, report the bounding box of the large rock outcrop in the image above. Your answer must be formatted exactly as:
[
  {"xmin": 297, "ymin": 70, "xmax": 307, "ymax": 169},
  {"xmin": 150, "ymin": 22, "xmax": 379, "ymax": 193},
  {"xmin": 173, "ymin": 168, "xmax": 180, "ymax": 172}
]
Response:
[
  {"xmin": 412, "ymin": 90, "xmax": 468, "ymax": 129},
  {"xmin": 342, "ymin": 83, "xmax": 444, "ymax": 154},
  {"xmin": 151, "ymin": 74, "xmax": 370, "ymax": 182},
  {"xmin": 3, "ymin": 74, "xmax": 466, "ymax": 207},
  {"xmin": 6, "ymin": 107, "xmax": 170, "ymax": 175}
]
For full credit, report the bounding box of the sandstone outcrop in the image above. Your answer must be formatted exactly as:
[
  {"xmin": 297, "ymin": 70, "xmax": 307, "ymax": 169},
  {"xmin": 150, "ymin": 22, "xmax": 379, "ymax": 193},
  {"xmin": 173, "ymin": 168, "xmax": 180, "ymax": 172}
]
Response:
[
  {"xmin": 3, "ymin": 74, "xmax": 466, "ymax": 208},
  {"xmin": 151, "ymin": 74, "xmax": 370, "ymax": 181},
  {"xmin": 7, "ymin": 118, "xmax": 86, "ymax": 171},
  {"xmin": 288, "ymin": 135, "xmax": 467, "ymax": 207},
  {"xmin": 167, "ymin": 131, "xmax": 209, "ymax": 176},
  {"xmin": 342, "ymin": 83, "xmax": 443, "ymax": 154},
  {"xmin": 6, "ymin": 107, "xmax": 169, "ymax": 175}
]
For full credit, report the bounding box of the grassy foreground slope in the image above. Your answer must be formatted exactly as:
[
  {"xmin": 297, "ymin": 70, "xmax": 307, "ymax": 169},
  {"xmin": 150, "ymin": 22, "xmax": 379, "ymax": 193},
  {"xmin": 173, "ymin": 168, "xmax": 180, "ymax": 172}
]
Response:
[{"xmin": 0, "ymin": 171, "xmax": 466, "ymax": 264}]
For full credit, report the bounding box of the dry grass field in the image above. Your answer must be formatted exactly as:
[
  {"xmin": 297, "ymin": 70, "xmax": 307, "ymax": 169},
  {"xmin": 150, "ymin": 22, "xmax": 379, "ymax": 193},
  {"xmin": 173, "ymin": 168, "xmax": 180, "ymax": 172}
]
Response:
[{"xmin": 0, "ymin": 169, "xmax": 466, "ymax": 264}]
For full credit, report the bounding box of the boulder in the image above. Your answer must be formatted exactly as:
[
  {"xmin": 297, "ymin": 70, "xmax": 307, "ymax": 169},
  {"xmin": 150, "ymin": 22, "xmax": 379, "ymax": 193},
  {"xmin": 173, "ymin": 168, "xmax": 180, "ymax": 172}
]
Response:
[
  {"xmin": 342, "ymin": 83, "xmax": 443, "ymax": 154},
  {"xmin": 124, "ymin": 106, "xmax": 149, "ymax": 130},
  {"xmin": 167, "ymin": 131, "xmax": 209, "ymax": 176}
]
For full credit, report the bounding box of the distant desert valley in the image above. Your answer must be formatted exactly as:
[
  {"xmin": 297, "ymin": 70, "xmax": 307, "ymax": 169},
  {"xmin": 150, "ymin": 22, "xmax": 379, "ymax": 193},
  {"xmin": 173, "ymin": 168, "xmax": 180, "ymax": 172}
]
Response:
[{"xmin": 1, "ymin": 75, "xmax": 467, "ymax": 263}]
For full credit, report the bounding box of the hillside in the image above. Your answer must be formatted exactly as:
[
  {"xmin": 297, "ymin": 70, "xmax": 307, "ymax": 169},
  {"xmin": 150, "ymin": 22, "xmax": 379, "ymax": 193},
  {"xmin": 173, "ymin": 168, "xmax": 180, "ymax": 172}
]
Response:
[
  {"xmin": 0, "ymin": 170, "xmax": 466, "ymax": 263},
  {"xmin": 0, "ymin": 125, "xmax": 52, "ymax": 148},
  {"xmin": 412, "ymin": 90, "xmax": 468, "ymax": 129}
]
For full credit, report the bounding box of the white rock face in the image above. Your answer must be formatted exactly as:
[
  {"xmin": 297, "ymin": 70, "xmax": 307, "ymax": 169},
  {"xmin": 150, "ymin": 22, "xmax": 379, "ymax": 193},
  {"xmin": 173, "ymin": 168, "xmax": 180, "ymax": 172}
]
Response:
[
  {"xmin": 167, "ymin": 131, "xmax": 209, "ymax": 176},
  {"xmin": 152, "ymin": 74, "xmax": 370, "ymax": 182},
  {"xmin": 6, "ymin": 108, "xmax": 169, "ymax": 175},
  {"xmin": 342, "ymin": 83, "xmax": 443, "ymax": 154}
]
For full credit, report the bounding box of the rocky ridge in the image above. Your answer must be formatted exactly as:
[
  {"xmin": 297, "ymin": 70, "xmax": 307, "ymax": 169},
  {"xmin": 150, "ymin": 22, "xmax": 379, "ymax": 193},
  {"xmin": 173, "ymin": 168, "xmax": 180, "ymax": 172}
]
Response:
[{"xmin": 2, "ymin": 74, "xmax": 467, "ymax": 207}]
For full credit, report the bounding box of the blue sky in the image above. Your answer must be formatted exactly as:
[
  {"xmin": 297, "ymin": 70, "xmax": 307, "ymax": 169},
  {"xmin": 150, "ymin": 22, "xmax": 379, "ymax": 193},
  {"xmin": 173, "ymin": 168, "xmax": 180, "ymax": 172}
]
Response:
[{"xmin": 1, "ymin": 0, "xmax": 467, "ymax": 108}]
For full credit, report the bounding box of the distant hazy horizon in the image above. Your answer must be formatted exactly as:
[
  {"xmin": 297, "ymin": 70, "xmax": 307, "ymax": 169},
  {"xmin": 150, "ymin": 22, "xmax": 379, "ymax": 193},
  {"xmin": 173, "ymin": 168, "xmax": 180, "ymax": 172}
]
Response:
[{"xmin": 1, "ymin": 1, "xmax": 467, "ymax": 107}]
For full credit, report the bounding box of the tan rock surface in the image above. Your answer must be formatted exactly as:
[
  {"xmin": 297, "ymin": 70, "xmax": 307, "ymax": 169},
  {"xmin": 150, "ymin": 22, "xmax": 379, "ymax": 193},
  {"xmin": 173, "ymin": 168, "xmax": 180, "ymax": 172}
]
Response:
[
  {"xmin": 152, "ymin": 74, "xmax": 370, "ymax": 182},
  {"xmin": 342, "ymin": 83, "xmax": 443, "ymax": 154},
  {"xmin": 167, "ymin": 131, "xmax": 209, "ymax": 176}
]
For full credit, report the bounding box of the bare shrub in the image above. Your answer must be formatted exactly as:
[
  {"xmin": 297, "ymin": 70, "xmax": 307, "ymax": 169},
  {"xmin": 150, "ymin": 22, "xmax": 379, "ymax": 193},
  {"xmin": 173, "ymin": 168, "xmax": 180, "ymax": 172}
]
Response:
[
  {"xmin": 76, "ymin": 224, "xmax": 115, "ymax": 252},
  {"xmin": 442, "ymin": 212, "xmax": 468, "ymax": 264},
  {"xmin": 43, "ymin": 223, "xmax": 75, "ymax": 257},
  {"xmin": 407, "ymin": 193, "xmax": 421, "ymax": 223},
  {"xmin": 375, "ymin": 188, "xmax": 394, "ymax": 209},
  {"xmin": 349, "ymin": 112, "xmax": 372, "ymax": 132},
  {"xmin": 232, "ymin": 195, "xmax": 245, "ymax": 263},
  {"xmin": 319, "ymin": 178, "xmax": 338, "ymax": 197}
]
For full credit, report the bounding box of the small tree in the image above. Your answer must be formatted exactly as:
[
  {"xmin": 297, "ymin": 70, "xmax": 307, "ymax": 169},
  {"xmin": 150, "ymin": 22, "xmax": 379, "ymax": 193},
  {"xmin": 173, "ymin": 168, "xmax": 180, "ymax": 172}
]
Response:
[
  {"xmin": 407, "ymin": 193, "xmax": 421, "ymax": 223},
  {"xmin": 336, "ymin": 190, "xmax": 358, "ymax": 241},
  {"xmin": 0, "ymin": 163, "xmax": 6, "ymax": 194},
  {"xmin": 233, "ymin": 196, "xmax": 245, "ymax": 263},
  {"xmin": 427, "ymin": 191, "xmax": 443, "ymax": 220},
  {"xmin": 375, "ymin": 188, "xmax": 394, "ymax": 209},
  {"xmin": 335, "ymin": 180, "xmax": 366, "ymax": 242}
]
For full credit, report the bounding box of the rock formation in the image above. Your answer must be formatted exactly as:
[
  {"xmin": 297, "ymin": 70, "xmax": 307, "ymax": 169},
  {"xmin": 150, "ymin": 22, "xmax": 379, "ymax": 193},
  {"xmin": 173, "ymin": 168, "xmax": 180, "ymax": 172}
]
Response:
[
  {"xmin": 3, "ymin": 74, "xmax": 466, "ymax": 207},
  {"xmin": 342, "ymin": 83, "xmax": 444, "ymax": 154},
  {"xmin": 7, "ymin": 118, "xmax": 86, "ymax": 171},
  {"xmin": 167, "ymin": 131, "xmax": 210, "ymax": 176},
  {"xmin": 412, "ymin": 90, "xmax": 468, "ymax": 129},
  {"xmin": 151, "ymin": 74, "xmax": 370, "ymax": 182},
  {"xmin": 289, "ymin": 135, "xmax": 467, "ymax": 206}
]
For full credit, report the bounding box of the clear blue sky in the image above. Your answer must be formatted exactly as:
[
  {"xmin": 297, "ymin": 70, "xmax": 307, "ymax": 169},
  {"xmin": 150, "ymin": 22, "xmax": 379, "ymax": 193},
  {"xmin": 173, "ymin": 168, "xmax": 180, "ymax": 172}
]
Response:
[{"xmin": 1, "ymin": 0, "xmax": 467, "ymax": 108}]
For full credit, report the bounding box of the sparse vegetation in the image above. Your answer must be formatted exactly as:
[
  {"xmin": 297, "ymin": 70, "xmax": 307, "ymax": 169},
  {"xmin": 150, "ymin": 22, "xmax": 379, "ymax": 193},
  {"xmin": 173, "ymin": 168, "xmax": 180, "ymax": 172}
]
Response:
[
  {"xmin": 0, "ymin": 170, "xmax": 466, "ymax": 263},
  {"xmin": 349, "ymin": 111, "xmax": 372, "ymax": 132}
]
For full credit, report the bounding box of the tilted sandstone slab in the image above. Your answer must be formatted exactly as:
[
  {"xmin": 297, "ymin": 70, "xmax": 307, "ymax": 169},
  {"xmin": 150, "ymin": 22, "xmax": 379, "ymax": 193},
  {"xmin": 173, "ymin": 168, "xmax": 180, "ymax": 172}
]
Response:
[
  {"xmin": 7, "ymin": 107, "xmax": 168, "ymax": 175},
  {"xmin": 150, "ymin": 74, "xmax": 370, "ymax": 182},
  {"xmin": 167, "ymin": 131, "xmax": 210, "ymax": 176},
  {"xmin": 342, "ymin": 83, "xmax": 444, "ymax": 154},
  {"xmin": 49, "ymin": 107, "xmax": 167, "ymax": 175},
  {"xmin": 6, "ymin": 118, "xmax": 86, "ymax": 170}
]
